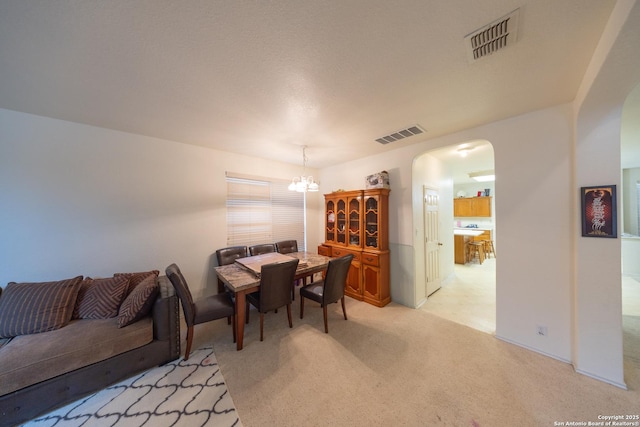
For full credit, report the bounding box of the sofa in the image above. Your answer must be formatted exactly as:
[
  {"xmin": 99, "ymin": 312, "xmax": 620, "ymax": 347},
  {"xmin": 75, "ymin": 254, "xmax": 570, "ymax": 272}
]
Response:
[{"xmin": 0, "ymin": 270, "xmax": 180, "ymax": 427}]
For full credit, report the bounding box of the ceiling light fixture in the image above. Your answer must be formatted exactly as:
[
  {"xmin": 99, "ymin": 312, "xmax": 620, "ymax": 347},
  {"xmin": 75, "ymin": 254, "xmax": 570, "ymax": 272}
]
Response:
[
  {"xmin": 468, "ymin": 170, "xmax": 495, "ymax": 182},
  {"xmin": 288, "ymin": 146, "xmax": 319, "ymax": 193},
  {"xmin": 457, "ymin": 146, "xmax": 474, "ymax": 157}
]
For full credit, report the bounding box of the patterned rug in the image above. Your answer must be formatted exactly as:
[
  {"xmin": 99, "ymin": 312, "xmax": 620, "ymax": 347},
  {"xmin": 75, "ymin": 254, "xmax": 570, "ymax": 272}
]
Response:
[{"xmin": 24, "ymin": 347, "xmax": 242, "ymax": 427}]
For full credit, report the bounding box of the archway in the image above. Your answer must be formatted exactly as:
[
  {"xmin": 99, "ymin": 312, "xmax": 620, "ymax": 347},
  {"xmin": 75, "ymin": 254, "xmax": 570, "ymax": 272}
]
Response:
[
  {"xmin": 573, "ymin": 0, "xmax": 640, "ymax": 387},
  {"xmin": 620, "ymin": 82, "xmax": 640, "ymax": 385},
  {"xmin": 411, "ymin": 140, "xmax": 496, "ymax": 334}
]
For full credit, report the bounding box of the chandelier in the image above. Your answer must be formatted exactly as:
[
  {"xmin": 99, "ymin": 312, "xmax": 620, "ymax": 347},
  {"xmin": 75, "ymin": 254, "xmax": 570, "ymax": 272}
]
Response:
[{"xmin": 288, "ymin": 146, "xmax": 319, "ymax": 192}]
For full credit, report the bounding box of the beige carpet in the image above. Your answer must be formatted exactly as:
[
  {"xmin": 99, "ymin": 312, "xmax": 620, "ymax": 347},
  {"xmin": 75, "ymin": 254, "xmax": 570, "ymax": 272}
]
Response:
[{"xmin": 190, "ymin": 293, "xmax": 640, "ymax": 427}]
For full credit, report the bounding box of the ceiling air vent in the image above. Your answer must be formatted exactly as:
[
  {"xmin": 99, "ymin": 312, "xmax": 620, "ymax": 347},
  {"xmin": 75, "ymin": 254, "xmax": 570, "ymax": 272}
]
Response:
[
  {"xmin": 464, "ymin": 8, "xmax": 520, "ymax": 63},
  {"xmin": 375, "ymin": 124, "xmax": 426, "ymax": 145}
]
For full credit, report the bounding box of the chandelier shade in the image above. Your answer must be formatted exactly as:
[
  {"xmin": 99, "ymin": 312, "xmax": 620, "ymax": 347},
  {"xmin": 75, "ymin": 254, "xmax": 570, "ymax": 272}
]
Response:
[{"xmin": 289, "ymin": 146, "xmax": 319, "ymax": 192}]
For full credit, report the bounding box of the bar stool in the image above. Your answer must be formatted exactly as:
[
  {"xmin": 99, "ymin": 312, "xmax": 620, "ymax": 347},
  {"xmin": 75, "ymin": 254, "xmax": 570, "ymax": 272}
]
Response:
[
  {"xmin": 465, "ymin": 243, "xmax": 474, "ymax": 263},
  {"xmin": 467, "ymin": 242, "xmax": 485, "ymax": 264},
  {"xmin": 482, "ymin": 240, "xmax": 496, "ymax": 258}
]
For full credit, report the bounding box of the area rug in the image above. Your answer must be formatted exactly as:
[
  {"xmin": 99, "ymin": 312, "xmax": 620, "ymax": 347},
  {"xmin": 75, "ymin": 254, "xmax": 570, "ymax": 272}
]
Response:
[{"xmin": 25, "ymin": 346, "xmax": 242, "ymax": 427}]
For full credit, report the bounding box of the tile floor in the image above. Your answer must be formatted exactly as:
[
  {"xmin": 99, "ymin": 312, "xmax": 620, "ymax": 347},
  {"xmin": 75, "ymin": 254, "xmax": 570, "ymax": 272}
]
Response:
[
  {"xmin": 421, "ymin": 256, "xmax": 640, "ymax": 334},
  {"xmin": 421, "ymin": 256, "xmax": 497, "ymax": 334}
]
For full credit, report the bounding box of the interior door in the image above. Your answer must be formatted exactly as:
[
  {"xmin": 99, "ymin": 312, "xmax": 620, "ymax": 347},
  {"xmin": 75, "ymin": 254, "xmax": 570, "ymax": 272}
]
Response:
[{"xmin": 424, "ymin": 186, "xmax": 441, "ymax": 297}]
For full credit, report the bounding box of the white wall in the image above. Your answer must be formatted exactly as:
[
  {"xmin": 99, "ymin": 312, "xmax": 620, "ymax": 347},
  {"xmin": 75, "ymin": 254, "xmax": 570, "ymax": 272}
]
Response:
[
  {"xmin": 319, "ymin": 150, "xmax": 420, "ymax": 306},
  {"xmin": 0, "ymin": 109, "xmax": 322, "ymax": 298},
  {"xmin": 622, "ymin": 168, "xmax": 640, "ymax": 235},
  {"xmin": 571, "ymin": 0, "xmax": 640, "ymax": 388},
  {"xmin": 321, "ymin": 103, "xmax": 575, "ymax": 366},
  {"xmin": 622, "ymin": 236, "xmax": 640, "ymax": 276},
  {"xmin": 453, "ymin": 182, "xmax": 494, "ymax": 200}
]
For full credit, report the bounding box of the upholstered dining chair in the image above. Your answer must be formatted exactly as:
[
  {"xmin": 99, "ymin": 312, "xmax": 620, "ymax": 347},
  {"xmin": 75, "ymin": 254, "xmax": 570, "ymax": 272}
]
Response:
[
  {"xmin": 275, "ymin": 239, "xmax": 310, "ymax": 296},
  {"xmin": 215, "ymin": 246, "xmax": 248, "ymax": 293},
  {"xmin": 299, "ymin": 254, "xmax": 353, "ymax": 333},
  {"xmin": 165, "ymin": 263, "xmax": 235, "ymax": 360},
  {"xmin": 249, "ymin": 243, "xmax": 276, "ymax": 256},
  {"xmin": 275, "ymin": 240, "xmax": 298, "ymax": 254},
  {"xmin": 245, "ymin": 258, "xmax": 299, "ymax": 341}
]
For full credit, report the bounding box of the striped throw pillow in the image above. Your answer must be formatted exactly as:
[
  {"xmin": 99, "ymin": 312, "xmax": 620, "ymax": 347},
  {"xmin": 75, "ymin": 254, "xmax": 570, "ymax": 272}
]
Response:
[
  {"xmin": 117, "ymin": 275, "xmax": 159, "ymax": 328},
  {"xmin": 114, "ymin": 270, "xmax": 160, "ymax": 296},
  {"xmin": 73, "ymin": 276, "xmax": 128, "ymax": 319},
  {"xmin": 0, "ymin": 276, "xmax": 83, "ymax": 338}
]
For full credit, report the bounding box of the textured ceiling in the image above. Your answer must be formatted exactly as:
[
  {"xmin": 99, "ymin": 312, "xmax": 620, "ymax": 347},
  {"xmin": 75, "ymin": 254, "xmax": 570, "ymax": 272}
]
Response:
[{"xmin": 0, "ymin": 0, "xmax": 622, "ymax": 170}]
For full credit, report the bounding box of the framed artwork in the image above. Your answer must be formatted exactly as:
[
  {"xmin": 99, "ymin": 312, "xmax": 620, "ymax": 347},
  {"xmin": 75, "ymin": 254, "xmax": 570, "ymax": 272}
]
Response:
[{"xmin": 581, "ymin": 185, "xmax": 617, "ymax": 238}]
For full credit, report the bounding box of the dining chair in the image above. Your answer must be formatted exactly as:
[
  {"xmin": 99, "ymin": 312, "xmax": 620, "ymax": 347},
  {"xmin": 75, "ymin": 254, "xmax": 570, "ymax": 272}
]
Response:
[
  {"xmin": 275, "ymin": 240, "xmax": 298, "ymax": 254},
  {"xmin": 215, "ymin": 246, "xmax": 248, "ymax": 293},
  {"xmin": 245, "ymin": 258, "xmax": 299, "ymax": 341},
  {"xmin": 249, "ymin": 243, "xmax": 276, "ymax": 256},
  {"xmin": 275, "ymin": 239, "xmax": 311, "ymax": 294},
  {"xmin": 165, "ymin": 263, "xmax": 236, "ymax": 360},
  {"xmin": 299, "ymin": 254, "xmax": 353, "ymax": 333}
]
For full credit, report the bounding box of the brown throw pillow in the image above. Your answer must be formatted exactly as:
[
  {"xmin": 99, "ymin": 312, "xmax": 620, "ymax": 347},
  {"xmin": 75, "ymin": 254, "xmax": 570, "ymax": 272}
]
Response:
[
  {"xmin": 114, "ymin": 270, "xmax": 160, "ymax": 296},
  {"xmin": 0, "ymin": 276, "xmax": 83, "ymax": 338},
  {"xmin": 73, "ymin": 276, "xmax": 128, "ymax": 319},
  {"xmin": 117, "ymin": 275, "xmax": 159, "ymax": 328}
]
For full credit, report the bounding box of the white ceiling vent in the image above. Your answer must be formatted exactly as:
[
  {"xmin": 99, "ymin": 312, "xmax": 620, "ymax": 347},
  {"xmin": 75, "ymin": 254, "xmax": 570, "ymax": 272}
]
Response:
[
  {"xmin": 375, "ymin": 124, "xmax": 426, "ymax": 145},
  {"xmin": 465, "ymin": 9, "xmax": 520, "ymax": 63}
]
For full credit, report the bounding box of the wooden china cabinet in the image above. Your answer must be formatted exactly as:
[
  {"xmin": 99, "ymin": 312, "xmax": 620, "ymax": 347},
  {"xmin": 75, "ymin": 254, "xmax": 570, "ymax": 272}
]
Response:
[{"xmin": 320, "ymin": 188, "xmax": 390, "ymax": 307}]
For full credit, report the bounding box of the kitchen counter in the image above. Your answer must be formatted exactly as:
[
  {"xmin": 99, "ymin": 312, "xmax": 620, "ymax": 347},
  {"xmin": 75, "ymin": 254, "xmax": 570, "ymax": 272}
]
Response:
[
  {"xmin": 454, "ymin": 228, "xmax": 493, "ymax": 264},
  {"xmin": 454, "ymin": 229, "xmax": 485, "ymax": 237}
]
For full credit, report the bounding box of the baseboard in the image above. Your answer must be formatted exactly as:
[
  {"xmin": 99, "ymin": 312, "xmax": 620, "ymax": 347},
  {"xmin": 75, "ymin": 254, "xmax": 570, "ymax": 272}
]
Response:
[
  {"xmin": 495, "ymin": 333, "xmax": 629, "ymax": 388},
  {"xmin": 574, "ymin": 368, "xmax": 628, "ymax": 390},
  {"xmin": 495, "ymin": 334, "xmax": 571, "ymax": 364}
]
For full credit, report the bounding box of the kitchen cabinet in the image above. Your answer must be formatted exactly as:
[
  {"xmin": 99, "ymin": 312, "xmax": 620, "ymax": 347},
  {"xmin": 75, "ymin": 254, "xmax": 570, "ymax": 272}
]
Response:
[
  {"xmin": 454, "ymin": 235, "xmax": 471, "ymax": 264},
  {"xmin": 323, "ymin": 189, "xmax": 390, "ymax": 307},
  {"xmin": 453, "ymin": 196, "xmax": 492, "ymax": 217},
  {"xmin": 454, "ymin": 229, "xmax": 493, "ymax": 264}
]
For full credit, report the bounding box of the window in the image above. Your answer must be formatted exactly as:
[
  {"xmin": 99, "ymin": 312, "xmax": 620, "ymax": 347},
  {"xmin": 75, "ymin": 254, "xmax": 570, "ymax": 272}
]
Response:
[{"xmin": 226, "ymin": 173, "xmax": 305, "ymax": 250}]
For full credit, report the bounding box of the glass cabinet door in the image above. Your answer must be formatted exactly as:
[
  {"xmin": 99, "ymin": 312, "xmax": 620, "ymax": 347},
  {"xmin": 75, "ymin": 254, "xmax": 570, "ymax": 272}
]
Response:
[
  {"xmin": 348, "ymin": 195, "xmax": 362, "ymax": 248},
  {"xmin": 364, "ymin": 195, "xmax": 379, "ymax": 249},
  {"xmin": 336, "ymin": 198, "xmax": 346, "ymax": 245},
  {"xmin": 325, "ymin": 199, "xmax": 336, "ymax": 244}
]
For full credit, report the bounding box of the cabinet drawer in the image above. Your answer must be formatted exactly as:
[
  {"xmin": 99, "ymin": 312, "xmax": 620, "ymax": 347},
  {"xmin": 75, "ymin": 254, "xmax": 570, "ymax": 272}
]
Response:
[
  {"xmin": 317, "ymin": 245, "xmax": 331, "ymax": 256},
  {"xmin": 331, "ymin": 247, "xmax": 361, "ymax": 261},
  {"xmin": 361, "ymin": 253, "xmax": 379, "ymax": 266}
]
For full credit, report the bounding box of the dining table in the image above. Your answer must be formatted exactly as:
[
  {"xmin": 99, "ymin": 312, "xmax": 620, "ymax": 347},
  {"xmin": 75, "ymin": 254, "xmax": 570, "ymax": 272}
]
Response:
[{"xmin": 214, "ymin": 251, "xmax": 332, "ymax": 350}]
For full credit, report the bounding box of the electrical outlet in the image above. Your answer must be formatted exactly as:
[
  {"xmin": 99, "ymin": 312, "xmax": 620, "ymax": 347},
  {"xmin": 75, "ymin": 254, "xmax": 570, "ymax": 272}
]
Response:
[{"xmin": 536, "ymin": 325, "xmax": 548, "ymax": 336}]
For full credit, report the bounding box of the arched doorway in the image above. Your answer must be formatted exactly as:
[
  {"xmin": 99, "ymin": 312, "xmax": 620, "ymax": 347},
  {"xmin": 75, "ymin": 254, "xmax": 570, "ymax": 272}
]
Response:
[
  {"xmin": 621, "ymin": 82, "xmax": 640, "ymax": 384},
  {"xmin": 412, "ymin": 140, "xmax": 497, "ymax": 334}
]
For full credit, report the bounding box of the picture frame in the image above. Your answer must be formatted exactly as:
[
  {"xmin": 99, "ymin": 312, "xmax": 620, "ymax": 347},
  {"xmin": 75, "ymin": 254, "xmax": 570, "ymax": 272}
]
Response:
[{"xmin": 580, "ymin": 185, "xmax": 617, "ymax": 238}]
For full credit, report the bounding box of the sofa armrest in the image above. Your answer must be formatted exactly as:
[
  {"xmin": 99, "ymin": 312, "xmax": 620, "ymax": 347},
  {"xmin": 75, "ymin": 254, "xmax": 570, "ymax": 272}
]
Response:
[
  {"xmin": 157, "ymin": 275, "xmax": 175, "ymax": 299},
  {"xmin": 151, "ymin": 276, "xmax": 180, "ymax": 358}
]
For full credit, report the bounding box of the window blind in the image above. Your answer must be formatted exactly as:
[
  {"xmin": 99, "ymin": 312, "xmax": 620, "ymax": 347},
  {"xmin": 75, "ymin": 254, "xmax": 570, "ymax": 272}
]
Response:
[{"xmin": 226, "ymin": 173, "xmax": 305, "ymax": 250}]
